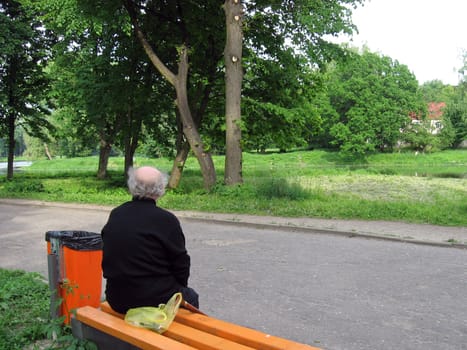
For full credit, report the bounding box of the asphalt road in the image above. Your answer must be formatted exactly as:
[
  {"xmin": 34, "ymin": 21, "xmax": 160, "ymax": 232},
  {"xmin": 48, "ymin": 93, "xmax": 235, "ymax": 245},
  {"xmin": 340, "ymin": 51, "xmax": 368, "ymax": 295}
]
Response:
[{"xmin": 1, "ymin": 201, "xmax": 466, "ymax": 350}]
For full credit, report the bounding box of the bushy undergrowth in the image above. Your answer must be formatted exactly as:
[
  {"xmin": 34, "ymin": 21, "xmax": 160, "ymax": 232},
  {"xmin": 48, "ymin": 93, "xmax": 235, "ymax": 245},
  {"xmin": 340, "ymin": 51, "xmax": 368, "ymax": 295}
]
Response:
[
  {"xmin": 255, "ymin": 178, "xmax": 311, "ymax": 200},
  {"xmin": 0, "ymin": 269, "xmax": 50, "ymax": 349},
  {"xmin": 0, "ymin": 269, "xmax": 96, "ymax": 350},
  {"xmin": 2, "ymin": 179, "xmax": 46, "ymax": 193}
]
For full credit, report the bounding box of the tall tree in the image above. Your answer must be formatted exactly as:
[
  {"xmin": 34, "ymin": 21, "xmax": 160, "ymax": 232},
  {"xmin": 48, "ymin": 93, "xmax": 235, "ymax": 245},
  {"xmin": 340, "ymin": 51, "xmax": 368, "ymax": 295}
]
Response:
[
  {"xmin": 238, "ymin": 0, "xmax": 363, "ymax": 152},
  {"xmin": 240, "ymin": 49, "xmax": 323, "ymax": 152},
  {"xmin": 443, "ymin": 78, "xmax": 467, "ymax": 146},
  {"xmin": 419, "ymin": 57, "xmax": 467, "ymax": 149},
  {"xmin": 420, "ymin": 79, "xmax": 455, "ymax": 103},
  {"xmin": 324, "ymin": 49, "xmax": 425, "ymax": 154},
  {"xmin": 122, "ymin": 0, "xmax": 217, "ymax": 190},
  {"xmin": 40, "ymin": 0, "xmax": 167, "ymax": 178},
  {"xmin": 223, "ymin": 0, "xmax": 244, "ymax": 185},
  {"xmin": 47, "ymin": 19, "xmax": 125, "ymax": 178},
  {"xmin": 0, "ymin": 0, "xmax": 52, "ymax": 179}
]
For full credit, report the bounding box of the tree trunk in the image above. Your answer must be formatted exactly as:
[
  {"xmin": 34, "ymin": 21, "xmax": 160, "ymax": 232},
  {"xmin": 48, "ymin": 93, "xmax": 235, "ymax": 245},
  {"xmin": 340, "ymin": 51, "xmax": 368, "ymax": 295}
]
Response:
[
  {"xmin": 174, "ymin": 48, "xmax": 217, "ymax": 189},
  {"xmin": 6, "ymin": 111, "xmax": 15, "ymax": 180},
  {"xmin": 123, "ymin": 134, "xmax": 132, "ymax": 176},
  {"xmin": 44, "ymin": 143, "xmax": 52, "ymax": 160},
  {"xmin": 168, "ymin": 140, "xmax": 190, "ymax": 189},
  {"xmin": 123, "ymin": 1, "xmax": 217, "ymax": 190},
  {"xmin": 169, "ymin": 69, "xmax": 215, "ymax": 189},
  {"xmin": 223, "ymin": 0, "xmax": 244, "ymax": 185},
  {"xmin": 124, "ymin": 134, "xmax": 139, "ymax": 177},
  {"xmin": 123, "ymin": 108, "xmax": 141, "ymax": 177},
  {"xmin": 168, "ymin": 112, "xmax": 188, "ymax": 189},
  {"xmin": 97, "ymin": 138, "xmax": 112, "ymax": 179}
]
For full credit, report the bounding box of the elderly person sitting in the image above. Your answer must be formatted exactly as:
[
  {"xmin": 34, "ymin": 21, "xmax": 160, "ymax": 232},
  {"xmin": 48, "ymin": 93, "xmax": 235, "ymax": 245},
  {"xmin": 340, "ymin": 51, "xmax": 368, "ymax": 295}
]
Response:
[{"xmin": 101, "ymin": 166, "xmax": 198, "ymax": 314}]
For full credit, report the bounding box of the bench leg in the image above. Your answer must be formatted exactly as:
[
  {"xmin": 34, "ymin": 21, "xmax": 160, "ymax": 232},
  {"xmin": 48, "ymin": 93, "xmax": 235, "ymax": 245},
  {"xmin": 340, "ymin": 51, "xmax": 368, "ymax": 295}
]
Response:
[{"xmin": 71, "ymin": 317, "xmax": 140, "ymax": 350}]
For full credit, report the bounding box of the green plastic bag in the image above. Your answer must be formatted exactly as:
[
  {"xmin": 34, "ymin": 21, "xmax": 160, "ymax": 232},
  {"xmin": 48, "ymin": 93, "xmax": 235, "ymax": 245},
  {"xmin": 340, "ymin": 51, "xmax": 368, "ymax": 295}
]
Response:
[{"xmin": 124, "ymin": 292, "xmax": 182, "ymax": 334}]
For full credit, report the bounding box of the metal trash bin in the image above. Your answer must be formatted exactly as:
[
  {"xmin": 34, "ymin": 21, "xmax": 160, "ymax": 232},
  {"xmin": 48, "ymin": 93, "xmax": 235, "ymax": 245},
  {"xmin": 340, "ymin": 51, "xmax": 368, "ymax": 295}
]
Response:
[{"xmin": 45, "ymin": 230, "xmax": 103, "ymax": 324}]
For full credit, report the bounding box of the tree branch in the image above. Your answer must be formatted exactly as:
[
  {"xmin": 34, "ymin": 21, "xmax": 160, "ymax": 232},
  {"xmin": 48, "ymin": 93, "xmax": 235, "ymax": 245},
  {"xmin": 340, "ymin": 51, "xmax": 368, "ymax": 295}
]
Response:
[{"xmin": 122, "ymin": 0, "xmax": 176, "ymax": 86}]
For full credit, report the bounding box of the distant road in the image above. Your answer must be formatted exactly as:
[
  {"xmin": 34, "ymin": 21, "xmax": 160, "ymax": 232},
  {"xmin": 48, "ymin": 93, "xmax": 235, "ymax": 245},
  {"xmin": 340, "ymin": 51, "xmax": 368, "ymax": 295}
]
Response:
[{"xmin": 0, "ymin": 161, "xmax": 32, "ymax": 170}]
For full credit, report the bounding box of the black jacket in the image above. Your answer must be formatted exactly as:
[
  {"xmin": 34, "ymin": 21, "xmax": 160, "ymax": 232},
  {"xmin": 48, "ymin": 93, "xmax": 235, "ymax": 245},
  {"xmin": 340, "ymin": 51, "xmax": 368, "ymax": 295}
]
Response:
[{"xmin": 101, "ymin": 197, "xmax": 190, "ymax": 313}]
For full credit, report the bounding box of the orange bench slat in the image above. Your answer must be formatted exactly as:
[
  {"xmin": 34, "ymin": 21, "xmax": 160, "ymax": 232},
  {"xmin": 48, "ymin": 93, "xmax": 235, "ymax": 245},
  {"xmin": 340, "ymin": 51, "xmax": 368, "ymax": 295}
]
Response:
[
  {"xmin": 164, "ymin": 322, "xmax": 254, "ymax": 350},
  {"xmin": 176, "ymin": 309, "xmax": 320, "ymax": 350},
  {"xmin": 75, "ymin": 306, "xmax": 195, "ymax": 350},
  {"xmin": 90, "ymin": 302, "xmax": 255, "ymax": 350},
  {"xmin": 99, "ymin": 301, "xmax": 320, "ymax": 350}
]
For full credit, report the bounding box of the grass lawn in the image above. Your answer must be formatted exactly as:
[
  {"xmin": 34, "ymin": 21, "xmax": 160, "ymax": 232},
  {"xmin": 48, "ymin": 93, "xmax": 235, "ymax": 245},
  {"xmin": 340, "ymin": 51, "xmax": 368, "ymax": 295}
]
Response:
[{"xmin": 0, "ymin": 149, "xmax": 466, "ymax": 226}]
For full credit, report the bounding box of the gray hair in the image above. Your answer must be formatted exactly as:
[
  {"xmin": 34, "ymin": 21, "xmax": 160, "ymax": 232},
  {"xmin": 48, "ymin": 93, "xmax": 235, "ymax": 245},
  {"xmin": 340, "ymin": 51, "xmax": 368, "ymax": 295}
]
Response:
[{"xmin": 127, "ymin": 166, "xmax": 168, "ymax": 199}]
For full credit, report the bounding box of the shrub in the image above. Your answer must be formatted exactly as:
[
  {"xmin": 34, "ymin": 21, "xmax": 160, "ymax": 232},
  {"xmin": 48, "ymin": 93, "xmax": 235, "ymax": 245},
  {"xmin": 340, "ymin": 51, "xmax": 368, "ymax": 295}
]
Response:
[
  {"xmin": 255, "ymin": 178, "xmax": 310, "ymax": 200},
  {"xmin": 0, "ymin": 269, "xmax": 50, "ymax": 350},
  {"xmin": 3, "ymin": 180, "xmax": 45, "ymax": 193}
]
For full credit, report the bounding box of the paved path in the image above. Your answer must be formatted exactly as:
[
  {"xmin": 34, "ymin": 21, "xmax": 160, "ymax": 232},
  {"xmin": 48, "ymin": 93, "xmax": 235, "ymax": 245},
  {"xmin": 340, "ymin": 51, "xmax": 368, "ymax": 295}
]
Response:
[
  {"xmin": 2, "ymin": 198, "xmax": 467, "ymax": 248},
  {"xmin": 1, "ymin": 199, "xmax": 466, "ymax": 350}
]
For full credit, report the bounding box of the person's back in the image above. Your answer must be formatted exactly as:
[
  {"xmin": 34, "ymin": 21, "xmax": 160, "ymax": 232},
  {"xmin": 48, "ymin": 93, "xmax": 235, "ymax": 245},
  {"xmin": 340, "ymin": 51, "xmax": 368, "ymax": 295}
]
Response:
[{"xmin": 101, "ymin": 166, "xmax": 198, "ymax": 314}]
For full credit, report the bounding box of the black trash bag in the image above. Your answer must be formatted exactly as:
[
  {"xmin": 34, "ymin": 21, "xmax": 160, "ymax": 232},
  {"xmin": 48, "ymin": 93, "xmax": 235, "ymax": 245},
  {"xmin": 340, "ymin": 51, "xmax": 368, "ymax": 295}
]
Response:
[{"xmin": 45, "ymin": 230, "xmax": 103, "ymax": 251}]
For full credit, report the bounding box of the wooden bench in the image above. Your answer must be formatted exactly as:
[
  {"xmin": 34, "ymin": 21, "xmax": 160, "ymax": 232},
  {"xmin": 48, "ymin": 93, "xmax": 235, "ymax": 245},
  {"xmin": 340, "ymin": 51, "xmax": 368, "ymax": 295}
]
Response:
[{"xmin": 71, "ymin": 301, "xmax": 321, "ymax": 350}]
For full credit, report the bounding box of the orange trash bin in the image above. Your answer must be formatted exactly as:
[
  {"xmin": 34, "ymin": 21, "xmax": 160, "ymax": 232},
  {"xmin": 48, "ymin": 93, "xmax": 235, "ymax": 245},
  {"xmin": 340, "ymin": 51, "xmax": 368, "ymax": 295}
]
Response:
[{"xmin": 46, "ymin": 230, "xmax": 103, "ymax": 324}]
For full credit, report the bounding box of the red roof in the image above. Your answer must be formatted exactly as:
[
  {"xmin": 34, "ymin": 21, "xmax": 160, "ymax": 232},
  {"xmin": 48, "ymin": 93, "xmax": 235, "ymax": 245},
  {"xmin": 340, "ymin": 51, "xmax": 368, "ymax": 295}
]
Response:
[
  {"xmin": 427, "ymin": 102, "xmax": 446, "ymax": 120},
  {"xmin": 410, "ymin": 102, "xmax": 446, "ymax": 121}
]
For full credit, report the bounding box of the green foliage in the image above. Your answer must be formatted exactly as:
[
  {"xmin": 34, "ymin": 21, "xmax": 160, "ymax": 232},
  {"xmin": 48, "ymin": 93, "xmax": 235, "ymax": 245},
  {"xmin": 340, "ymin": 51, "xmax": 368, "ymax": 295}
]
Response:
[
  {"xmin": 0, "ymin": 269, "xmax": 50, "ymax": 349},
  {"xmin": 2, "ymin": 179, "xmax": 45, "ymax": 193},
  {"xmin": 137, "ymin": 124, "xmax": 177, "ymax": 159},
  {"xmin": 322, "ymin": 49, "xmax": 426, "ymax": 154},
  {"xmin": 35, "ymin": 0, "xmax": 177, "ymax": 175},
  {"xmin": 0, "ymin": 0, "xmax": 54, "ymax": 179},
  {"xmin": 239, "ymin": 0, "xmax": 364, "ymax": 152},
  {"xmin": 242, "ymin": 97, "xmax": 316, "ymax": 152},
  {"xmin": 21, "ymin": 133, "xmax": 48, "ymax": 159},
  {"xmin": 14, "ymin": 0, "xmax": 369, "ymax": 172},
  {"xmin": 444, "ymin": 100, "xmax": 467, "ymax": 147},
  {"xmin": 442, "ymin": 63, "xmax": 467, "ymax": 146},
  {"xmin": 0, "ymin": 268, "xmax": 97, "ymax": 350},
  {"xmin": 419, "ymin": 79, "xmax": 465, "ymax": 149},
  {"xmin": 47, "ymin": 107, "xmax": 98, "ymax": 158},
  {"xmin": 401, "ymin": 121, "xmax": 443, "ymax": 152},
  {"xmin": 419, "ymin": 57, "xmax": 467, "ymax": 150},
  {"xmin": 246, "ymin": 1, "xmax": 364, "ymax": 65},
  {"xmin": 420, "ymin": 79, "xmax": 456, "ymax": 103},
  {"xmin": 0, "ymin": 1, "xmax": 53, "ymax": 135},
  {"xmin": 242, "ymin": 50, "xmax": 322, "ymax": 151}
]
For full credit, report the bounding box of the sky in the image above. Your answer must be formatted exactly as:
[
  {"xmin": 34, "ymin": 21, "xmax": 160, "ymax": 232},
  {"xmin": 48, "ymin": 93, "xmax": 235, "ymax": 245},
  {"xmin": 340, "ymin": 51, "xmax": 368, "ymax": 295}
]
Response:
[{"xmin": 339, "ymin": 0, "xmax": 466, "ymax": 85}]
